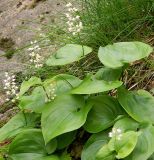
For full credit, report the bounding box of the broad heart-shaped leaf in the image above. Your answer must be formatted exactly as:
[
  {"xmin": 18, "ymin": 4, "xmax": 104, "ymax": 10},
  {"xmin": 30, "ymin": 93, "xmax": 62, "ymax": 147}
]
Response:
[
  {"xmin": 108, "ymin": 131, "xmax": 138, "ymax": 159},
  {"xmin": 118, "ymin": 88, "xmax": 154, "ymax": 123},
  {"xmin": 84, "ymin": 95, "xmax": 125, "ymax": 133},
  {"xmin": 124, "ymin": 125, "xmax": 154, "ymax": 160},
  {"xmin": 43, "ymin": 74, "xmax": 82, "ymax": 96},
  {"xmin": 46, "ymin": 44, "xmax": 92, "ymax": 66},
  {"xmin": 81, "ymin": 130, "xmax": 109, "ymax": 160},
  {"xmin": 0, "ymin": 112, "xmax": 39, "ymax": 142},
  {"xmin": 41, "ymin": 94, "xmax": 92, "ymax": 144},
  {"xmin": 114, "ymin": 117, "xmax": 139, "ymax": 132},
  {"xmin": 96, "ymin": 144, "xmax": 116, "ymax": 160},
  {"xmin": 9, "ymin": 129, "xmax": 58, "ymax": 160},
  {"xmin": 98, "ymin": 42, "xmax": 153, "ymax": 68},
  {"xmin": 95, "ymin": 67, "xmax": 122, "ymax": 81},
  {"xmin": 71, "ymin": 75, "xmax": 122, "ymax": 94},
  {"xmin": 19, "ymin": 77, "xmax": 42, "ymax": 96},
  {"xmin": 19, "ymin": 86, "xmax": 46, "ymax": 113},
  {"xmin": 57, "ymin": 131, "xmax": 76, "ymax": 149}
]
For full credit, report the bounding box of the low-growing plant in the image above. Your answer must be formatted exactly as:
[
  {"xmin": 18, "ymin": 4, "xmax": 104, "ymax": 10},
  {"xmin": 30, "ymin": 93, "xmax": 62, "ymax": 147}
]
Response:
[
  {"xmin": 77, "ymin": 0, "xmax": 154, "ymax": 49},
  {"xmin": 0, "ymin": 41, "xmax": 153, "ymax": 160}
]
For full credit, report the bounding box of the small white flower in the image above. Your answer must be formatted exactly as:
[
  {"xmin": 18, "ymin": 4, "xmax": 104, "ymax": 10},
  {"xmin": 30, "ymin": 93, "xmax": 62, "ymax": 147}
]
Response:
[
  {"xmin": 73, "ymin": 7, "xmax": 78, "ymax": 12},
  {"xmin": 109, "ymin": 128, "xmax": 122, "ymax": 140},
  {"xmin": 72, "ymin": 32, "xmax": 76, "ymax": 36},
  {"xmin": 65, "ymin": 4, "xmax": 83, "ymax": 35},
  {"xmin": 28, "ymin": 42, "xmax": 43, "ymax": 68},
  {"xmin": 28, "ymin": 47, "xmax": 34, "ymax": 51},
  {"xmin": 66, "ymin": 3, "xmax": 72, "ymax": 7},
  {"xmin": 68, "ymin": 27, "xmax": 73, "ymax": 32},
  {"xmin": 6, "ymin": 91, "xmax": 11, "ymax": 95},
  {"xmin": 76, "ymin": 15, "xmax": 80, "ymax": 20},
  {"xmin": 6, "ymin": 98, "xmax": 10, "ymax": 101},
  {"xmin": 11, "ymin": 99, "xmax": 15, "ymax": 103},
  {"xmin": 3, "ymin": 72, "xmax": 19, "ymax": 102},
  {"xmin": 65, "ymin": 13, "xmax": 70, "ymax": 18}
]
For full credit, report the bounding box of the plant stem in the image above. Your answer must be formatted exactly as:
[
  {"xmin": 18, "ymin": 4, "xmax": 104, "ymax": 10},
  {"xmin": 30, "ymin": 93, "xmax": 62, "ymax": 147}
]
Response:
[{"xmin": 78, "ymin": 33, "xmax": 84, "ymax": 56}]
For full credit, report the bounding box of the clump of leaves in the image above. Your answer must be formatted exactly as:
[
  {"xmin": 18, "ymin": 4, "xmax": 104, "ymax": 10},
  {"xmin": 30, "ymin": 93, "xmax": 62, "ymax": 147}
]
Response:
[{"xmin": 0, "ymin": 41, "xmax": 153, "ymax": 160}]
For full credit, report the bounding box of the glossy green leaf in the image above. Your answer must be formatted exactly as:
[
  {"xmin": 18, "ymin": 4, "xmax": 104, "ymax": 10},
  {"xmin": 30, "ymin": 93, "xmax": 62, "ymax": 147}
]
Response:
[
  {"xmin": 19, "ymin": 77, "xmax": 42, "ymax": 96},
  {"xmin": 114, "ymin": 117, "xmax": 139, "ymax": 132},
  {"xmin": 98, "ymin": 42, "xmax": 153, "ymax": 68},
  {"xmin": 57, "ymin": 131, "xmax": 76, "ymax": 149},
  {"xmin": 0, "ymin": 112, "xmax": 39, "ymax": 142},
  {"xmin": 9, "ymin": 129, "xmax": 58, "ymax": 160},
  {"xmin": 81, "ymin": 131, "xmax": 109, "ymax": 160},
  {"xmin": 19, "ymin": 86, "xmax": 46, "ymax": 113},
  {"xmin": 41, "ymin": 95, "xmax": 92, "ymax": 144},
  {"xmin": 108, "ymin": 131, "xmax": 138, "ymax": 159},
  {"xmin": 84, "ymin": 95, "xmax": 124, "ymax": 133},
  {"xmin": 71, "ymin": 75, "xmax": 122, "ymax": 94},
  {"xmin": 125, "ymin": 125, "xmax": 154, "ymax": 160},
  {"xmin": 118, "ymin": 88, "xmax": 154, "ymax": 123},
  {"xmin": 95, "ymin": 67, "xmax": 122, "ymax": 81},
  {"xmin": 43, "ymin": 74, "xmax": 81, "ymax": 96},
  {"xmin": 96, "ymin": 144, "xmax": 116, "ymax": 160},
  {"xmin": 46, "ymin": 44, "xmax": 92, "ymax": 66}
]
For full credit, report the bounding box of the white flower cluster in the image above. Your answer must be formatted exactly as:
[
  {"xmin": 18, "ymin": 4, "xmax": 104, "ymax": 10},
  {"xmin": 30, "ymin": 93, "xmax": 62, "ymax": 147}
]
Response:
[
  {"xmin": 28, "ymin": 40, "xmax": 43, "ymax": 68},
  {"xmin": 3, "ymin": 72, "xmax": 19, "ymax": 102},
  {"xmin": 109, "ymin": 128, "xmax": 122, "ymax": 140},
  {"xmin": 65, "ymin": 3, "xmax": 83, "ymax": 35},
  {"xmin": 48, "ymin": 83, "xmax": 57, "ymax": 100}
]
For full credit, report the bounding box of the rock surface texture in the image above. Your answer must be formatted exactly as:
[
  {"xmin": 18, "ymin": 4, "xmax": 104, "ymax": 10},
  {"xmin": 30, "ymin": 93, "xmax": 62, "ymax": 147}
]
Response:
[{"xmin": 0, "ymin": 0, "xmax": 64, "ymax": 103}]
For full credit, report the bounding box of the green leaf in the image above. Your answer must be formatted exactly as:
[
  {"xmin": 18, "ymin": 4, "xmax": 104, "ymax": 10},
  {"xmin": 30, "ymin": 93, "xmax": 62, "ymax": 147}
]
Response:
[
  {"xmin": 71, "ymin": 75, "xmax": 122, "ymax": 94},
  {"xmin": 9, "ymin": 129, "xmax": 47, "ymax": 155},
  {"xmin": 125, "ymin": 125, "xmax": 154, "ymax": 160},
  {"xmin": 81, "ymin": 131, "xmax": 109, "ymax": 160},
  {"xmin": 84, "ymin": 95, "xmax": 124, "ymax": 133},
  {"xmin": 19, "ymin": 77, "xmax": 42, "ymax": 96},
  {"xmin": 46, "ymin": 139, "xmax": 57, "ymax": 154},
  {"xmin": 60, "ymin": 152, "xmax": 72, "ymax": 160},
  {"xmin": 114, "ymin": 117, "xmax": 139, "ymax": 132},
  {"xmin": 43, "ymin": 74, "xmax": 81, "ymax": 96},
  {"xmin": 118, "ymin": 88, "xmax": 154, "ymax": 123},
  {"xmin": 108, "ymin": 131, "xmax": 138, "ymax": 159},
  {"xmin": 10, "ymin": 154, "xmax": 59, "ymax": 160},
  {"xmin": 148, "ymin": 154, "xmax": 154, "ymax": 160},
  {"xmin": 98, "ymin": 42, "xmax": 153, "ymax": 68},
  {"xmin": 96, "ymin": 144, "xmax": 116, "ymax": 160},
  {"xmin": 9, "ymin": 129, "xmax": 58, "ymax": 160},
  {"xmin": 41, "ymin": 95, "xmax": 92, "ymax": 144},
  {"xmin": 57, "ymin": 131, "xmax": 76, "ymax": 149},
  {"xmin": 0, "ymin": 112, "xmax": 39, "ymax": 142},
  {"xmin": 46, "ymin": 44, "xmax": 92, "ymax": 66},
  {"xmin": 19, "ymin": 86, "xmax": 46, "ymax": 113},
  {"xmin": 95, "ymin": 67, "xmax": 122, "ymax": 81}
]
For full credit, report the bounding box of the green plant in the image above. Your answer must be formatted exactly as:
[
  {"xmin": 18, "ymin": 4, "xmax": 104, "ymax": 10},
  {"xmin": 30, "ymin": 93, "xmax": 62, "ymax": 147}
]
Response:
[
  {"xmin": 0, "ymin": 41, "xmax": 153, "ymax": 160},
  {"xmin": 77, "ymin": 0, "xmax": 154, "ymax": 49}
]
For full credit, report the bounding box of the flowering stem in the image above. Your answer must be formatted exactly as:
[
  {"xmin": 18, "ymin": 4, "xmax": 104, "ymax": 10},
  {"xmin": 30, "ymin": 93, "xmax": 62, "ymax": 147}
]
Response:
[
  {"xmin": 59, "ymin": 75, "xmax": 73, "ymax": 88},
  {"xmin": 78, "ymin": 33, "xmax": 85, "ymax": 56},
  {"xmin": 22, "ymin": 110, "xmax": 27, "ymax": 126},
  {"xmin": 42, "ymin": 85, "xmax": 50, "ymax": 100}
]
